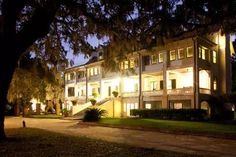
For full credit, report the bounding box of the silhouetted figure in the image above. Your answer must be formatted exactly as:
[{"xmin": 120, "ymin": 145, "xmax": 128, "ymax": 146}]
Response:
[{"xmin": 22, "ymin": 120, "xmax": 26, "ymax": 128}]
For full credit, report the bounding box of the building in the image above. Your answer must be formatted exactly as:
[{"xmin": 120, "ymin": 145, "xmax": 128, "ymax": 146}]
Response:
[{"xmin": 64, "ymin": 30, "xmax": 234, "ymax": 117}]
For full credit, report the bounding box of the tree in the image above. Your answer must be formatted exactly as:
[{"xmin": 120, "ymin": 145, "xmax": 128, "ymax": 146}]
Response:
[
  {"xmin": 1, "ymin": 0, "xmax": 236, "ymax": 140},
  {"xmin": 7, "ymin": 53, "xmax": 64, "ymax": 116}
]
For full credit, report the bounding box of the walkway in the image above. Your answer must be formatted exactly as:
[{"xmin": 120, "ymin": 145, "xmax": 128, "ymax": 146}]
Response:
[{"xmin": 5, "ymin": 117, "xmax": 236, "ymax": 157}]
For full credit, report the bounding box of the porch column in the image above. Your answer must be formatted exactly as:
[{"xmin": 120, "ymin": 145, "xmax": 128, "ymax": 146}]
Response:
[
  {"xmin": 138, "ymin": 52, "xmax": 143, "ymax": 109},
  {"xmin": 162, "ymin": 50, "xmax": 168, "ymax": 109},
  {"xmin": 85, "ymin": 67, "xmax": 88, "ymax": 102}
]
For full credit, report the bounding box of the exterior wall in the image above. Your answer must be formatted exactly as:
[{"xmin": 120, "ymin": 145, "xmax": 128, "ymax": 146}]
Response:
[{"xmin": 64, "ymin": 33, "xmax": 232, "ymax": 116}]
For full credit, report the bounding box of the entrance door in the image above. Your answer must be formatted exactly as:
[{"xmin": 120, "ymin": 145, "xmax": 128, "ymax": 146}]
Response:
[{"xmin": 108, "ymin": 86, "xmax": 111, "ymax": 96}]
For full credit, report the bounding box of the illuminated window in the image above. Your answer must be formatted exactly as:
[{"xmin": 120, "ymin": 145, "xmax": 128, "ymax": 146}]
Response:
[
  {"xmin": 151, "ymin": 55, "xmax": 158, "ymax": 64},
  {"xmin": 199, "ymin": 46, "xmax": 210, "ymax": 61},
  {"xmin": 159, "ymin": 52, "xmax": 163, "ymax": 63},
  {"xmin": 178, "ymin": 48, "xmax": 184, "ymax": 59},
  {"xmin": 169, "ymin": 50, "xmax": 176, "ymax": 61},
  {"xmin": 124, "ymin": 61, "xmax": 129, "ymax": 69},
  {"xmin": 120, "ymin": 62, "xmax": 124, "ymax": 70},
  {"xmin": 199, "ymin": 70, "xmax": 211, "ymax": 89},
  {"xmin": 94, "ymin": 67, "xmax": 98, "ymax": 75},
  {"xmin": 213, "ymin": 79, "xmax": 217, "ymax": 90},
  {"xmin": 90, "ymin": 68, "xmax": 94, "ymax": 76},
  {"xmin": 150, "ymin": 81, "xmax": 157, "ymax": 90},
  {"xmin": 145, "ymin": 103, "xmax": 151, "ymax": 109},
  {"xmin": 187, "ymin": 47, "xmax": 193, "ymax": 57},
  {"xmin": 130, "ymin": 58, "xmax": 135, "ymax": 68},
  {"xmin": 174, "ymin": 103, "xmax": 182, "ymax": 109},
  {"xmin": 213, "ymin": 51, "xmax": 217, "ymax": 63}
]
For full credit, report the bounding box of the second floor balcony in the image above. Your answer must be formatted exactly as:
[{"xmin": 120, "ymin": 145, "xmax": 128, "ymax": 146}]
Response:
[
  {"xmin": 122, "ymin": 91, "xmax": 139, "ymax": 97},
  {"xmin": 167, "ymin": 87, "xmax": 193, "ymax": 95},
  {"xmin": 142, "ymin": 90, "xmax": 163, "ymax": 96}
]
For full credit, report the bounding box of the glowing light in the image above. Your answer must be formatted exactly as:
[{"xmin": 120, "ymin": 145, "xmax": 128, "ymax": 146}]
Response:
[{"xmin": 199, "ymin": 70, "xmax": 211, "ymax": 89}]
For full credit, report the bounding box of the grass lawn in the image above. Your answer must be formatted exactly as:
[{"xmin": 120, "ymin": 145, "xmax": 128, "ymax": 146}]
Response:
[
  {"xmin": 1, "ymin": 128, "xmax": 201, "ymax": 157},
  {"xmin": 99, "ymin": 118, "xmax": 236, "ymax": 137},
  {"xmin": 28, "ymin": 114, "xmax": 62, "ymax": 119}
]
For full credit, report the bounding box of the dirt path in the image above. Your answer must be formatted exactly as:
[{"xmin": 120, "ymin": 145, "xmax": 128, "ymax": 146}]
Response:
[{"xmin": 5, "ymin": 117, "xmax": 236, "ymax": 157}]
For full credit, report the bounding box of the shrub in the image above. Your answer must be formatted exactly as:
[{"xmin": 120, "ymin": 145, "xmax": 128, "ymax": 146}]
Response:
[
  {"xmin": 112, "ymin": 91, "xmax": 119, "ymax": 97},
  {"xmin": 90, "ymin": 99, "xmax": 97, "ymax": 105},
  {"xmin": 83, "ymin": 108, "xmax": 107, "ymax": 122},
  {"xmin": 130, "ymin": 109, "xmax": 208, "ymax": 121},
  {"xmin": 61, "ymin": 108, "xmax": 70, "ymax": 117}
]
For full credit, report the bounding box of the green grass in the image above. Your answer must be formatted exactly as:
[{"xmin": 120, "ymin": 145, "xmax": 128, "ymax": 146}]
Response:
[
  {"xmin": 1, "ymin": 128, "xmax": 201, "ymax": 157},
  {"xmin": 28, "ymin": 114, "xmax": 62, "ymax": 119},
  {"xmin": 99, "ymin": 118, "xmax": 236, "ymax": 136}
]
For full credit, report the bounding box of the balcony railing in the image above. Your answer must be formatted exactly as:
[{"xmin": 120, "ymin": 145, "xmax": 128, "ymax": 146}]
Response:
[
  {"xmin": 122, "ymin": 91, "xmax": 139, "ymax": 97},
  {"xmin": 66, "ymin": 80, "xmax": 76, "ymax": 84},
  {"xmin": 199, "ymin": 88, "xmax": 211, "ymax": 94},
  {"xmin": 76, "ymin": 77, "xmax": 86, "ymax": 82},
  {"xmin": 167, "ymin": 87, "xmax": 193, "ymax": 95},
  {"xmin": 142, "ymin": 90, "xmax": 163, "ymax": 96}
]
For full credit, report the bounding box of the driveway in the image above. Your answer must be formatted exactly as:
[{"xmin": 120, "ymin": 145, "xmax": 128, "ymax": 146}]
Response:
[{"xmin": 5, "ymin": 117, "xmax": 236, "ymax": 157}]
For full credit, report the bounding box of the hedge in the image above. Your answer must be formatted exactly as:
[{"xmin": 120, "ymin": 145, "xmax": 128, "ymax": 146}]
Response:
[{"xmin": 130, "ymin": 109, "xmax": 208, "ymax": 121}]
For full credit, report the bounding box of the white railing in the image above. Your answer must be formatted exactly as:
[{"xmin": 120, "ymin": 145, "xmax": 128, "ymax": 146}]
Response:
[
  {"xmin": 167, "ymin": 87, "xmax": 193, "ymax": 95},
  {"xmin": 122, "ymin": 92, "xmax": 139, "ymax": 97},
  {"xmin": 142, "ymin": 90, "xmax": 163, "ymax": 96},
  {"xmin": 199, "ymin": 88, "xmax": 211, "ymax": 94},
  {"xmin": 72, "ymin": 101, "xmax": 92, "ymax": 115}
]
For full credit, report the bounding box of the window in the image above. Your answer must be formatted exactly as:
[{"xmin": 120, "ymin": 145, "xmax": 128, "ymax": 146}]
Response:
[
  {"xmin": 171, "ymin": 79, "xmax": 176, "ymax": 89},
  {"xmin": 69, "ymin": 73, "xmax": 75, "ymax": 80},
  {"xmin": 134, "ymin": 58, "xmax": 139, "ymax": 67},
  {"xmin": 134, "ymin": 83, "xmax": 139, "ymax": 92},
  {"xmin": 187, "ymin": 47, "xmax": 193, "ymax": 57},
  {"xmin": 143, "ymin": 56, "xmax": 150, "ymax": 65},
  {"xmin": 120, "ymin": 62, "xmax": 124, "ymax": 70},
  {"xmin": 68, "ymin": 87, "xmax": 75, "ymax": 97},
  {"xmin": 199, "ymin": 70, "xmax": 211, "ymax": 89},
  {"xmin": 178, "ymin": 48, "xmax": 184, "ymax": 59},
  {"xmin": 90, "ymin": 68, "xmax": 93, "ymax": 76},
  {"xmin": 94, "ymin": 67, "xmax": 98, "ymax": 75},
  {"xmin": 174, "ymin": 103, "xmax": 182, "ymax": 109},
  {"xmin": 169, "ymin": 50, "xmax": 176, "ymax": 61},
  {"xmin": 160, "ymin": 80, "xmax": 164, "ymax": 90},
  {"xmin": 199, "ymin": 46, "xmax": 210, "ymax": 61},
  {"xmin": 124, "ymin": 61, "xmax": 129, "ymax": 69},
  {"xmin": 213, "ymin": 51, "xmax": 217, "ymax": 63},
  {"xmin": 151, "ymin": 55, "xmax": 158, "ymax": 64},
  {"xmin": 145, "ymin": 103, "xmax": 151, "ymax": 109},
  {"xmin": 159, "ymin": 52, "xmax": 163, "ymax": 63},
  {"xmin": 130, "ymin": 58, "xmax": 135, "ymax": 68},
  {"xmin": 150, "ymin": 81, "xmax": 157, "ymax": 90},
  {"xmin": 213, "ymin": 79, "xmax": 217, "ymax": 90}
]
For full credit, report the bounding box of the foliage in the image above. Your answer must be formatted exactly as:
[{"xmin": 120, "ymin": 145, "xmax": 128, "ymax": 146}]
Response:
[
  {"xmin": 99, "ymin": 118, "xmax": 236, "ymax": 136},
  {"xmin": 89, "ymin": 99, "xmax": 97, "ymax": 106},
  {"xmin": 7, "ymin": 54, "xmax": 64, "ymax": 115},
  {"xmin": 112, "ymin": 91, "xmax": 118, "ymax": 97},
  {"xmin": 83, "ymin": 108, "xmax": 107, "ymax": 122},
  {"xmin": 208, "ymin": 96, "xmax": 235, "ymax": 121},
  {"xmin": 130, "ymin": 109, "xmax": 208, "ymax": 121},
  {"xmin": 61, "ymin": 108, "xmax": 70, "ymax": 117},
  {"xmin": 92, "ymin": 92, "xmax": 98, "ymax": 98}
]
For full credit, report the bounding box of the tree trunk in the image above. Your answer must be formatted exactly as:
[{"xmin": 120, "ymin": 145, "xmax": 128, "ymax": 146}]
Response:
[{"xmin": 0, "ymin": 59, "xmax": 17, "ymax": 140}]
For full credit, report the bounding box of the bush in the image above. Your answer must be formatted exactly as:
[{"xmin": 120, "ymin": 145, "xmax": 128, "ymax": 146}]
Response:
[
  {"xmin": 130, "ymin": 109, "xmax": 208, "ymax": 121},
  {"xmin": 61, "ymin": 108, "xmax": 70, "ymax": 117},
  {"xmin": 112, "ymin": 91, "xmax": 118, "ymax": 97},
  {"xmin": 90, "ymin": 99, "xmax": 97, "ymax": 105},
  {"xmin": 208, "ymin": 96, "xmax": 235, "ymax": 121},
  {"xmin": 83, "ymin": 108, "xmax": 107, "ymax": 122}
]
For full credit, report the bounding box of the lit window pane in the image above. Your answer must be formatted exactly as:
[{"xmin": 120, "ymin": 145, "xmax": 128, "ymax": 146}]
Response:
[
  {"xmin": 159, "ymin": 52, "xmax": 163, "ymax": 63},
  {"xmin": 170, "ymin": 50, "xmax": 176, "ymax": 61},
  {"xmin": 178, "ymin": 48, "xmax": 184, "ymax": 59},
  {"xmin": 187, "ymin": 47, "xmax": 193, "ymax": 57}
]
